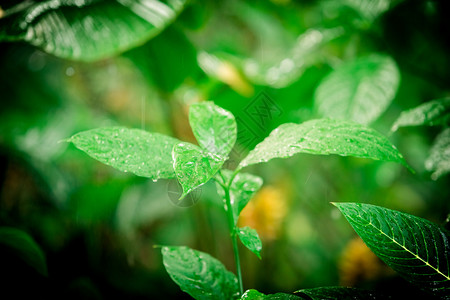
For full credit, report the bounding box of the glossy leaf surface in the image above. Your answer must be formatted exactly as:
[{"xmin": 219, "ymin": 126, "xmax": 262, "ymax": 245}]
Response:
[
  {"xmin": 67, "ymin": 127, "xmax": 180, "ymax": 179},
  {"xmin": 173, "ymin": 143, "xmax": 223, "ymax": 199},
  {"xmin": 425, "ymin": 128, "xmax": 450, "ymax": 180},
  {"xmin": 392, "ymin": 98, "xmax": 450, "ymax": 131},
  {"xmin": 315, "ymin": 54, "xmax": 399, "ymax": 125},
  {"xmin": 216, "ymin": 170, "xmax": 263, "ymax": 224},
  {"xmin": 239, "ymin": 118, "xmax": 410, "ymax": 171},
  {"xmin": 0, "ymin": 227, "xmax": 47, "ymax": 276},
  {"xmin": 297, "ymin": 286, "xmax": 389, "ymax": 300},
  {"xmin": 189, "ymin": 102, "xmax": 237, "ymax": 157},
  {"xmin": 237, "ymin": 227, "xmax": 262, "ymax": 259},
  {"xmin": 0, "ymin": 0, "xmax": 186, "ymax": 61},
  {"xmin": 161, "ymin": 246, "xmax": 238, "ymax": 300},
  {"xmin": 334, "ymin": 203, "xmax": 450, "ymax": 298}
]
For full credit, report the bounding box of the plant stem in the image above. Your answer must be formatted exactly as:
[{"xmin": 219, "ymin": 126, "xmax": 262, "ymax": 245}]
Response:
[{"xmin": 223, "ymin": 181, "xmax": 244, "ymax": 296}]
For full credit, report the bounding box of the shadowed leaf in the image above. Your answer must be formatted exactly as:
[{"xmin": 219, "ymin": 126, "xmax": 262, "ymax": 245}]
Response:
[
  {"xmin": 0, "ymin": 227, "xmax": 47, "ymax": 277},
  {"xmin": 334, "ymin": 203, "xmax": 450, "ymax": 299}
]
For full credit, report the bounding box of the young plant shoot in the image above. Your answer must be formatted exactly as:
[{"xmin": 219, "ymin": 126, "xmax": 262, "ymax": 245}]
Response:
[{"xmin": 65, "ymin": 101, "xmax": 447, "ymax": 299}]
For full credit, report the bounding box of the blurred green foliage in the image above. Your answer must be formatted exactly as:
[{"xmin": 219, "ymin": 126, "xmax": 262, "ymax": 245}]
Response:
[{"xmin": 0, "ymin": 0, "xmax": 449, "ymax": 299}]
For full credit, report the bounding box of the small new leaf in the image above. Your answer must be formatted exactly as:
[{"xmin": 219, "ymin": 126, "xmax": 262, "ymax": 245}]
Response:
[
  {"xmin": 237, "ymin": 227, "xmax": 262, "ymax": 259},
  {"xmin": 189, "ymin": 102, "xmax": 237, "ymax": 158},
  {"xmin": 334, "ymin": 203, "xmax": 450, "ymax": 299},
  {"xmin": 161, "ymin": 246, "xmax": 239, "ymax": 300},
  {"xmin": 315, "ymin": 54, "xmax": 399, "ymax": 125},
  {"xmin": 173, "ymin": 143, "xmax": 224, "ymax": 200},
  {"xmin": 239, "ymin": 118, "xmax": 411, "ymax": 172},
  {"xmin": 392, "ymin": 98, "xmax": 450, "ymax": 131},
  {"xmin": 67, "ymin": 127, "xmax": 181, "ymax": 180},
  {"xmin": 216, "ymin": 170, "xmax": 263, "ymax": 224}
]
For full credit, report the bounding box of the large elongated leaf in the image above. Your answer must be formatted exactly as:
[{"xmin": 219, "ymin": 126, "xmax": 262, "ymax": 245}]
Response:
[
  {"xmin": 215, "ymin": 170, "xmax": 263, "ymax": 224},
  {"xmin": 189, "ymin": 102, "xmax": 237, "ymax": 158},
  {"xmin": 237, "ymin": 227, "xmax": 262, "ymax": 259},
  {"xmin": 0, "ymin": 0, "xmax": 186, "ymax": 61},
  {"xmin": 0, "ymin": 227, "xmax": 47, "ymax": 277},
  {"xmin": 161, "ymin": 246, "xmax": 239, "ymax": 300},
  {"xmin": 392, "ymin": 98, "xmax": 450, "ymax": 131},
  {"xmin": 67, "ymin": 127, "xmax": 180, "ymax": 180},
  {"xmin": 425, "ymin": 128, "xmax": 450, "ymax": 180},
  {"xmin": 315, "ymin": 54, "xmax": 400, "ymax": 125},
  {"xmin": 241, "ymin": 289, "xmax": 301, "ymax": 300},
  {"xmin": 173, "ymin": 143, "xmax": 223, "ymax": 200},
  {"xmin": 238, "ymin": 118, "xmax": 411, "ymax": 171},
  {"xmin": 334, "ymin": 203, "xmax": 450, "ymax": 298},
  {"xmin": 297, "ymin": 287, "xmax": 389, "ymax": 300}
]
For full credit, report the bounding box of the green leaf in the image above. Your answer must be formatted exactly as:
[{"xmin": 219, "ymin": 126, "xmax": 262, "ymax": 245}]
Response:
[
  {"xmin": 237, "ymin": 227, "xmax": 262, "ymax": 259},
  {"xmin": 67, "ymin": 127, "xmax": 180, "ymax": 180},
  {"xmin": 392, "ymin": 98, "xmax": 450, "ymax": 131},
  {"xmin": 215, "ymin": 170, "xmax": 263, "ymax": 224},
  {"xmin": 173, "ymin": 143, "xmax": 224, "ymax": 200},
  {"xmin": 238, "ymin": 118, "xmax": 411, "ymax": 172},
  {"xmin": 297, "ymin": 286, "xmax": 390, "ymax": 300},
  {"xmin": 0, "ymin": 0, "xmax": 187, "ymax": 61},
  {"xmin": 0, "ymin": 227, "xmax": 47, "ymax": 277},
  {"xmin": 315, "ymin": 54, "xmax": 400, "ymax": 125},
  {"xmin": 334, "ymin": 203, "xmax": 450, "ymax": 298},
  {"xmin": 189, "ymin": 102, "xmax": 237, "ymax": 158},
  {"xmin": 425, "ymin": 128, "xmax": 450, "ymax": 180},
  {"xmin": 161, "ymin": 246, "xmax": 239, "ymax": 300},
  {"xmin": 241, "ymin": 289, "xmax": 302, "ymax": 300}
]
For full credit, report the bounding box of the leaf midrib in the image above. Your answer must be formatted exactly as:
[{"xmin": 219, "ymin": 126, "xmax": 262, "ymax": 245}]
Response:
[{"xmin": 364, "ymin": 218, "xmax": 450, "ymax": 281}]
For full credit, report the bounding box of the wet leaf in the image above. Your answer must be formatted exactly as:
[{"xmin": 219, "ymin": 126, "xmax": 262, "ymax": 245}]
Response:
[
  {"xmin": 315, "ymin": 54, "xmax": 400, "ymax": 125},
  {"xmin": 161, "ymin": 246, "xmax": 238, "ymax": 300},
  {"xmin": 392, "ymin": 98, "xmax": 450, "ymax": 131},
  {"xmin": 239, "ymin": 118, "xmax": 411, "ymax": 171},
  {"xmin": 334, "ymin": 203, "xmax": 450, "ymax": 299},
  {"xmin": 0, "ymin": 227, "xmax": 47, "ymax": 277},
  {"xmin": 173, "ymin": 143, "xmax": 224, "ymax": 200},
  {"xmin": 237, "ymin": 227, "xmax": 262, "ymax": 259},
  {"xmin": 0, "ymin": 0, "xmax": 187, "ymax": 61},
  {"xmin": 241, "ymin": 289, "xmax": 302, "ymax": 299},
  {"xmin": 425, "ymin": 128, "xmax": 450, "ymax": 180},
  {"xmin": 297, "ymin": 286, "xmax": 390, "ymax": 299},
  {"xmin": 67, "ymin": 127, "xmax": 180, "ymax": 180},
  {"xmin": 216, "ymin": 170, "xmax": 263, "ymax": 224},
  {"xmin": 189, "ymin": 102, "xmax": 237, "ymax": 158}
]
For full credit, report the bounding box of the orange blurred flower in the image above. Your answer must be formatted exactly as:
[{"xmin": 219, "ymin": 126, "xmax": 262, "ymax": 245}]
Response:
[{"xmin": 238, "ymin": 186, "xmax": 288, "ymax": 241}]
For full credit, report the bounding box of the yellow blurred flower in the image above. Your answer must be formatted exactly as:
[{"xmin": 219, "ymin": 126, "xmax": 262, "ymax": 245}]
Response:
[
  {"xmin": 238, "ymin": 186, "xmax": 288, "ymax": 241},
  {"xmin": 339, "ymin": 237, "xmax": 386, "ymax": 286}
]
